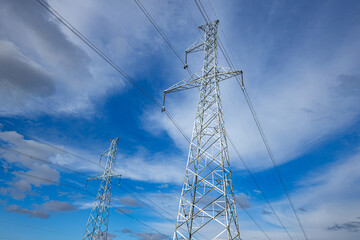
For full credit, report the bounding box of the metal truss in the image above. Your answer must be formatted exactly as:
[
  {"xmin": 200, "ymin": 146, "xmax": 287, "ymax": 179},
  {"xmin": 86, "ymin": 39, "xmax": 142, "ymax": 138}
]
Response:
[
  {"xmin": 164, "ymin": 20, "xmax": 241, "ymax": 240},
  {"xmin": 82, "ymin": 138, "xmax": 121, "ymax": 240}
]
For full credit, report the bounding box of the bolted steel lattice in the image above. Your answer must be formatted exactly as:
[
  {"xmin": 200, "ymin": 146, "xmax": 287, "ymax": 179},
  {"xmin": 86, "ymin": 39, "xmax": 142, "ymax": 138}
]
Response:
[
  {"xmin": 163, "ymin": 20, "xmax": 241, "ymax": 240},
  {"xmin": 82, "ymin": 137, "xmax": 121, "ymax": 240}
]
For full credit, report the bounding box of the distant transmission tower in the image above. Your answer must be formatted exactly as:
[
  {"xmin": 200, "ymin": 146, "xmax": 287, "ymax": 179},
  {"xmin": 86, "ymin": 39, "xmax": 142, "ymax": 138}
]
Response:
[
  {"xmin": 163, "ymin": 20, "xmax": 242, "ymax": 239},
  {"xmin": 82, "ymin": 137, "xmax": 121, "ymax": 240}
]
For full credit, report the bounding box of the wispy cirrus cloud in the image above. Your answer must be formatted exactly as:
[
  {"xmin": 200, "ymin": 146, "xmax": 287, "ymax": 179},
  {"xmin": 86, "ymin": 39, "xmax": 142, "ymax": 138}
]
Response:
[
  {"xmin": 116, "ymin": 208, "xmax": 133, "ymax": 215},
  {"xmin": 260, "ymin": 147, "xmax": 360, "ymax": 240},
  {"xmin": 0, "ymin": 127, "xmax": 184, "ymax": 203},
  {"xmin": 5, "ymin": 200, "xmax": 76, "ymax": 219},
  {"xmin": 142, "ymin": 0, "xmax": 360, "ymax": 173},
  {"xmin": 0, "ymin": 0, "xmax": 200, "ymax": 118},
  {"xmin": 0, "ymin": 128, "xmax": 102, "ymax": 199},
  {"xmin": 117, "ymin": 196, "xmax": 143, "ymax": 207},
  {"xmin": 327, "ymin": 219, "xmax": 360, "ymax": 232},
  {"xmin": 121, "ymin": 228, "xmax": 171, "ymax": 240},
  {"xmin": 0, "ymin": 0, "xmax": 125, "ymax": 117}
]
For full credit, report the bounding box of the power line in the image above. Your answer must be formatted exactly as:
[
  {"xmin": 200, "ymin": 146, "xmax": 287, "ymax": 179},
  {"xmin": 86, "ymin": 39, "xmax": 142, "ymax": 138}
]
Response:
[
  {"xmin": 116, "ymin": 208, "xmax": 169, "ymax": 237},
  {"xmin": 1, "ymin": 128, "xmax": 183, "ymax": 236},
  {"xmin": 134, "ymin": 1, "xmax": 274, "ymax": 239},
  {"xmin": 3, "ymin": 143, "xmax": 171, "ymax": 224},
  {"xmin": 200, "ymin": 4, "xmax": 294, "ymax": 240},
  {"xmin": 133, "ymin": 0, "xmax": 195, "ymax": 80},
  {"xmin": 163, "ymin": 111, "xmax": 191, "ymax": 143},
  {"xmin": 0, "ymin": 72, "xmax": 51, "ymax": 116},
  {"xmin": 118, "ymin": 183, "xmax": 175, "ymax": 225},
  {"xmin": 2, "ymin": 160, "xmax": 172, "ymax": 238},
  {"xmin": 1, "ymin": 171, "xmax": 167, "ymax": 240},
  {"xmin": 135, "ymin": 0, "xmax": 275, "ymax": 238},
  {"xmin": 0, "ymin": 69, "xmax": 83, "ymax": 118},
  {"xmin": 36, "ymin": 0, "xmax": 192, "ymax": 151},
  {"xmin": 120, "ymin": 180, "xmax": 175, "ymax": 221},
  {"xmin": 206, "ymin": 0, "xmax": 238, "ymax": 66},
  {"xmin": 194, "ymin": 0, "xmax": 211, "ymax": 23},
  {"xmin": 219, "ymin": 74, "xmax": 268, "ymax": 169},
  {"xmin": 226, "ymin": 134, "xmax": 294, "ymax": 240},
  {"xmin": 118, "ymin": 180, "xmax": 210, "ymax": 240},
  {"xmin": 241, "ymin": 86, "xmax": 309, "ymax": 240},
  {"xmin": 0, "ymin": 179, "xmax": 166, "ymax": 240},
  {"xmin": 220, "ymin": 80, "xmax": 294, "ymax": 239},
  {"xmin": 239, "ymin": 206, "xmax": 272, "ymax": 240},
  {"xmin": 133, "ymin": 0, "xmax": 196, "ymax": 85},
  {"xmin": 191, "ymin": 5, "xmax": 273, "ymax": 238},
  {"xmin": 0, "ymin": 145, "xmax": 92, "ymax": 178},
  {"xmin": 0, "ymin": 145, "xmax": 182, "ymax": 238},
  {"xmin": 33, "ymin": 0, "xmax": 305, "ymax": 238},
  {"xmin": 134, "ymin": 0, "xmax": 184, "ymax": 66},
  {"xmin": 0, "ymin": 71, "xmax": 103, "ymax": 171},
  {"xmin": 196, "ymin": 2, "xmax": 309, "ymax": 239},
  {"xmin": 180, "ymin": 0, "xmax": 201, "ymax": 32},
  {"xmin": 35, "ymin": 0, "xmax": 160, "ymax": 107},
  {"xmin": 2, "ymin": 2, "xmax": 192, "ymax": 234},
  {"xmin": 0, "ymin": 146, "xmax": 185, "ymax": 237},
  {"xmin": 218, "ymin": 19, "xmax": 309, "ymax": 240},
  {"xmin": 0, "ymin": 121, "xmax": 102, "ymax": 169},
  {"xmin": 35, "ymin": 0, "xmax": 191, "ymax": 146},
  {"xmin": 1, "ymin": 166, "xmax": 97, "ymax": 197},
  {"xmin": 181, "ymin": 1, "xmax": 267, "ymax": 176}
]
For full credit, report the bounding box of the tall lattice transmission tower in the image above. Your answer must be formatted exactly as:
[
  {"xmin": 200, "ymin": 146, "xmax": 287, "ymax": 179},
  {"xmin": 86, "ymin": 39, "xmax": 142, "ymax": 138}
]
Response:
[
  {"xmin": 82, "ymin": 137, "xmax": 121, "ymax": 240},
  {"xmin": 163, "ymin": 20, "xmax": 242, "ymax": 239}
]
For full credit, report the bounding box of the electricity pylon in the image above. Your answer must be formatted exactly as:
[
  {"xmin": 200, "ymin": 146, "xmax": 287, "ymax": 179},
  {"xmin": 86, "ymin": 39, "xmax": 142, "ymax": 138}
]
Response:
[
  {"xmin": 163, "ymin": 20, "xmax": 241, "ymax": 240},
  {"xmin": 82, "ymin": 137, "xmax": 121, "ymax": 240}
]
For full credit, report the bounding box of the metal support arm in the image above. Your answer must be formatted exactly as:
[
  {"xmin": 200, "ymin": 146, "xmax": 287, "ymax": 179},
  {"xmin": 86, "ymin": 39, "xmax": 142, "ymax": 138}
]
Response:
[
  {"xmin": 162, "ymin": 67, "xmax": 242, "ymax": 111},
  {"xmin": 184, "ymin": 36, "xmax": 205, "ymax": 69},
  {"xmin": 165, "ymin": 67, "xmax": 241, "ymax": 94}
]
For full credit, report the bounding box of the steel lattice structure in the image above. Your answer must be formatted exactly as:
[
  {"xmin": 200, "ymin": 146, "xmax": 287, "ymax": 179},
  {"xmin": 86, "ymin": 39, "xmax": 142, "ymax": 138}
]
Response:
[
  {"xmin": 82, "ymin": 138, "xmax": 121, "ymax": 240},
  {"xmin": 163, "ymin": 20, "xmax": 241, "ymax": 240}
]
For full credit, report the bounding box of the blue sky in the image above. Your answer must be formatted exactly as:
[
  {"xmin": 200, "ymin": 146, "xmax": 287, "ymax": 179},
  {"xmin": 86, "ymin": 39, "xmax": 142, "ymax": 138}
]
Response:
[{"xmin": 0, "ymin": 0, "xmax": 360, "ymax": 239}]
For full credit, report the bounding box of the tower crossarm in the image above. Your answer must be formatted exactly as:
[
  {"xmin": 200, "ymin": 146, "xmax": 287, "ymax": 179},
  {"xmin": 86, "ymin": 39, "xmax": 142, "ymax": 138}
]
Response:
[
  {"xmin": 164, "ymin": 71, "xmax": 202, "ymax": 94},
  {"xmin": 185, "ymin": 36, "xmax": 206, "ymax": 54},
  {"xmin": 164, "ymin": 67, "xmax": 242, "ymax": 95},
  {"xmin": 85, "ymin": 172, "xmax": 121, "ymax": 190}
]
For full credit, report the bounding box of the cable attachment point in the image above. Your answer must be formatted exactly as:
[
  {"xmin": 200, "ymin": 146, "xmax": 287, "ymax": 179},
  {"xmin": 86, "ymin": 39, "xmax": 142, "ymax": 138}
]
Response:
[
  {"xmin": 240, "ymin": 70, "xmax": 245, "ymax": 90},
  {"xmin": 184, "ymin": 51, "xmax": 189, "ymax": 69},
  {"xmin": 84, "ymin": 179, "xmax": 89, "ymax": 190},
  {"xmin": 161, "ymin": 93, "xmax": 166, "ymax": 112}
]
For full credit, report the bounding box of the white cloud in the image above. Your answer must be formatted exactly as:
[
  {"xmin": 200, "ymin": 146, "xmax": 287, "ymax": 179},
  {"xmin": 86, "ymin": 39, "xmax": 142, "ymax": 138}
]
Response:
[
  {"xmin": 6, "ymin": 200, "xmax": 76, "ymax": 219},
  {"xmin": 0, "ymin": 0, "xmax": 207, "ymax": 119},
  {"xmin": 0, "ymin": 129, "xmax": 101, "ymax": 171},
  {"xmin": 141, "ymin": 0, "xmax": 360, "ymax": 172},
  {"xmin": 0, "ymin": 129, "xmax": 102, "ymax": 199},
  {"xmin": 0, "ymin": 127, "xmax": 185, "ymax": 202},
  {"xmin": 0, "ymin": 0, "xmax": 125, "ymax": 117},
  {"xmin": 117, "ymin": 149, "xmax": 185, "ymax": 184},
  {"xmin": 259, "ymin": 148, "xmax": 360, "ymax": 240}
]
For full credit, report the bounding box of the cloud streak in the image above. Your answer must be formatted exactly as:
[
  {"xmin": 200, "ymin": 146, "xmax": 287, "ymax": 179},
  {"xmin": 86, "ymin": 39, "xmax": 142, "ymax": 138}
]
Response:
[
  {"xmin": 327, "ymin": 220, "xmax": 360, "ymax": 232},
  {"xmin": 5, "ymin": 200, "xmax": 76, "ymax": 219},
  {"xmin": 262, "ymin": 147, "xmax": 360, "ymax": 240},
  {"xmin": 142, "ymin": 0, "xmax": 360, "ymax": 173},
  {"xmin": 121, "ymin": 228, "xmax": 170, "ymax": 240},
  {"xmin": 0, "ymin": 0, "xmax": 124, "ymax": 117}
]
